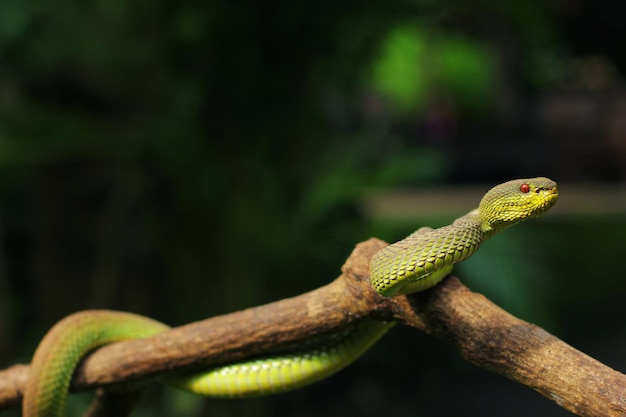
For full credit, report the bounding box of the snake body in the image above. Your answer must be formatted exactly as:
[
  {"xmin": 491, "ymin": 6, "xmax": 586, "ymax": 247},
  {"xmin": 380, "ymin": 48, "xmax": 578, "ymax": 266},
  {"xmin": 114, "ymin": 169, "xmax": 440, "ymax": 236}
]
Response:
[{"xmin": 24, "ymin": 177, "xmax": 558, "ymax": 416}]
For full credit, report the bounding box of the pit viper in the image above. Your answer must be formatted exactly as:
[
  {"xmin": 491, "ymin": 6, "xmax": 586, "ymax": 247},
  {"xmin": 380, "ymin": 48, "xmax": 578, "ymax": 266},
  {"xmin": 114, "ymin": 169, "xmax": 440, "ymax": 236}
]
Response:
[{"xmin": 23, "ymin": 177, "xmax": 558, "ymax": 416}]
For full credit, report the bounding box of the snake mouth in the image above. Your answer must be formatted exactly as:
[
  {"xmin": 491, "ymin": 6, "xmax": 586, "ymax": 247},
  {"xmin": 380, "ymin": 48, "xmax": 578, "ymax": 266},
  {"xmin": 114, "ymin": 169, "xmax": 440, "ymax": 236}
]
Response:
[
  {"xmin": 543, "ymin": 186, "xmax": 559, "ymax": 206},
  {"xmin": 545, "ymin": 187, "xmax": 558, "ymax": 199},
  {"xmin": 546, "ymin": 185, "xmax": 558, "ymax": 195}
]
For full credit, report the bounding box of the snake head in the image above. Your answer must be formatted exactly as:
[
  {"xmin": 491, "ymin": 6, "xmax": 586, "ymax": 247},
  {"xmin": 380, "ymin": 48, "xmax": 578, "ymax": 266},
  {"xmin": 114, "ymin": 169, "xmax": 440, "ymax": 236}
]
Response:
[{"xmin": 478, "ymin": 177, "xmax": 558, "ymax": 232}]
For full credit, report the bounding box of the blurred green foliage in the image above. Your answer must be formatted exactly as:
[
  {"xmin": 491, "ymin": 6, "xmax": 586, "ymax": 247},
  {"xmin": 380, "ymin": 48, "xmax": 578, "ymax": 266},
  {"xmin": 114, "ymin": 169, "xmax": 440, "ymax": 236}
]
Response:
[{"xmin": 371, "ymin": 26, "xmax": 494, "ymax": 112}]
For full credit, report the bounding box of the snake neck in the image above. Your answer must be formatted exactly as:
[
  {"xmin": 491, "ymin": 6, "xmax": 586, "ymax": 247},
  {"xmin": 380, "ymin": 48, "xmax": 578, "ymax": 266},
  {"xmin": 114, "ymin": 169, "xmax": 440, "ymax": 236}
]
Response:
[
  {"xmin": 462, "ymin": 208, "xmax": 497, "ymax": 241},
  {"xmin": 462, "ymin": 208, "xmax": 508, "ymax": 242}
]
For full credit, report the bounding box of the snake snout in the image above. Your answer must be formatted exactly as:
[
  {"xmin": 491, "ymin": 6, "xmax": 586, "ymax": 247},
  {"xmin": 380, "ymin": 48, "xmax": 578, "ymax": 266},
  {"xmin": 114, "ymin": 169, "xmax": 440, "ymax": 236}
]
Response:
[
  {"xmin": 537, "ymin": 184, "xmax": 559, "ymax": 214},
  {"xmin": 541, "ymin": 185, "xmax": 558, "ymax": 197},
  {"xmin": 543, "ymin": 183, "xmax": 559, "ymax": 199},
  {"xmin": 532, "ymin": 178, "xmax": 558, "ymax": 204}
]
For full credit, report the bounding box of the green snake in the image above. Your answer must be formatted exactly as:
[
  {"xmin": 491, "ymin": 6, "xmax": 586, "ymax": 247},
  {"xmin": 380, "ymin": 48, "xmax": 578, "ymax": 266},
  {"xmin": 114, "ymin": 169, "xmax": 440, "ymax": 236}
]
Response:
[{"xmin": 23, "ymin": 177, "xmax": 558, "ymax": 416}]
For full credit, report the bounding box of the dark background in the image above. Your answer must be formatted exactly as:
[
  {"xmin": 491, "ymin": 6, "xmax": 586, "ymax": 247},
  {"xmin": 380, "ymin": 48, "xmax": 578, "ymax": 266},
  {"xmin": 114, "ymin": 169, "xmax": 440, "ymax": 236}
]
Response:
[{"xmin": 1, "ymin": 0, "xmax": 625, "ymax": 416}]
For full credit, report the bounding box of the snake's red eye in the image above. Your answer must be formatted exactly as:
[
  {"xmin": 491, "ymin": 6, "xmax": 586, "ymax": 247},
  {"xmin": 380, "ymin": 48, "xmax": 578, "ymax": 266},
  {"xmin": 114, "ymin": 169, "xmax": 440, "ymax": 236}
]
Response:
[{"xmin": 520, "ymin": 183, "xmax": 530, "ymax": 193}]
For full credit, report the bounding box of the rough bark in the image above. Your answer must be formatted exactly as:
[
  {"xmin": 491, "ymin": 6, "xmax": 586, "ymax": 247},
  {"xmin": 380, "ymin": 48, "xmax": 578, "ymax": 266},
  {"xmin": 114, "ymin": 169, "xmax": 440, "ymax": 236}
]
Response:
[{"xmin": 0, "ymin": 238, "xmax": 624, "ymax": 416}]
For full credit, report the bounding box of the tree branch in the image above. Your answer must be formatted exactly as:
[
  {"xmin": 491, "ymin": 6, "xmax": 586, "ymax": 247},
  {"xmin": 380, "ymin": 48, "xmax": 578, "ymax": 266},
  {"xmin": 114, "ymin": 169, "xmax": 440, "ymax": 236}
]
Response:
[{"xmin": 1, "ymin": 238, "xmax": 624, "ymax": 416}]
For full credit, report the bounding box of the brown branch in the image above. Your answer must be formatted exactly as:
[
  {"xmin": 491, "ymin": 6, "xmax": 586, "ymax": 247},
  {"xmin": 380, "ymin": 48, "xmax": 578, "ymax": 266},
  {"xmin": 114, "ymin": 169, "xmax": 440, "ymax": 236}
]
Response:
[{"xmin": 1, "ymin": 238, "xmax": 624, "ymax": 417}]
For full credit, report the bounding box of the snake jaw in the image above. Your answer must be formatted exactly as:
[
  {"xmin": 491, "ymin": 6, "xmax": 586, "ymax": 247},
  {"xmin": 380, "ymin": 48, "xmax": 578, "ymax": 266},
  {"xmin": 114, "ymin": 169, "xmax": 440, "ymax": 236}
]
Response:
[{"xmin": 529, "ymin": 180, "xmax": 559, "ymax": 217}]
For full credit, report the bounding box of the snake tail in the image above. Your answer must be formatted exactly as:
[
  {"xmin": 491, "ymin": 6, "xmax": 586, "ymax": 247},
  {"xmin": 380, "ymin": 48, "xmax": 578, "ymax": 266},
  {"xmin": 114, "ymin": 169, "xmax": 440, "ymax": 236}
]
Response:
[
  {"xmin": 24, "ymin": 310, "xmax": 392, "ymax": 416},
  {"xmin": 168, "ymin": 320, "xmax": 394, "ymax": 397}
]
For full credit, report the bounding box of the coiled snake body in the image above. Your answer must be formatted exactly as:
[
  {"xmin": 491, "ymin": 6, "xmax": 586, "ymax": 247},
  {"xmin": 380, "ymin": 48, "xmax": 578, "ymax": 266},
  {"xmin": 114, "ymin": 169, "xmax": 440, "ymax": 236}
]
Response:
[{"xmin": 24, "ymin": 177, "xmax": 558, "ymax": 416}]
